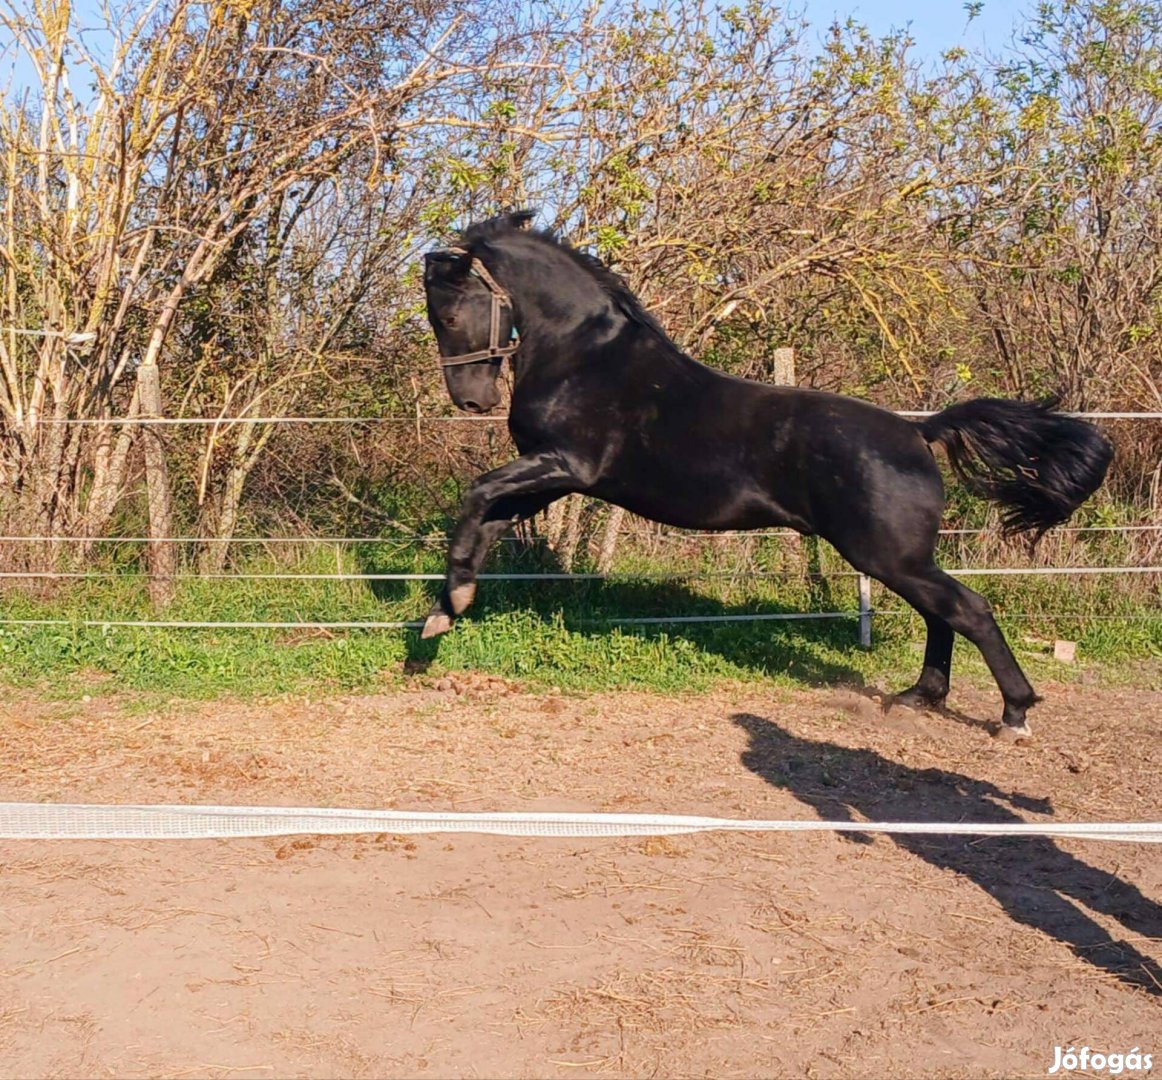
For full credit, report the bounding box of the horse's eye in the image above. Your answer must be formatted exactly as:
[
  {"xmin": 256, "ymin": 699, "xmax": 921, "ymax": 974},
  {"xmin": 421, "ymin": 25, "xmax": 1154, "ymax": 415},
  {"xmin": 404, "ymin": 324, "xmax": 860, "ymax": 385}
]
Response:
[{"xmin": 445, "ymin": 316, "xmax": 459, "ymax": 328}]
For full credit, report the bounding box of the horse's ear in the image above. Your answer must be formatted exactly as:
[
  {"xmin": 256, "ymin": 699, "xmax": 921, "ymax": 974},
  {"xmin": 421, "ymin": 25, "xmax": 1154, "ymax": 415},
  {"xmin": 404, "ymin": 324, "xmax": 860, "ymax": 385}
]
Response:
[{"xmin": 508, "ymin": 209, "xmax": 536, "ymax": 231}]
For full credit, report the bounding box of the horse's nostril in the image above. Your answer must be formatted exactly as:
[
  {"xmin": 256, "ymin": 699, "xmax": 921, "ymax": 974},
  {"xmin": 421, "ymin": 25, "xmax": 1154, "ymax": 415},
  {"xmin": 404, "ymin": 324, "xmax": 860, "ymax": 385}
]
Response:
[{"xmin": 462, "ymin": 400, "xmax": 483, "ymax": 414}]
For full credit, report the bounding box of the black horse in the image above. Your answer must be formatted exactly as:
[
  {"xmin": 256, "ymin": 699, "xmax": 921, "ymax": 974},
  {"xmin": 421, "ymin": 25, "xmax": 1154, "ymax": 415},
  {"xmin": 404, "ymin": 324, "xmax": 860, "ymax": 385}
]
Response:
[{"xmin": 421, "ymin": 211, "xmax": 1113, "ymax": 739}]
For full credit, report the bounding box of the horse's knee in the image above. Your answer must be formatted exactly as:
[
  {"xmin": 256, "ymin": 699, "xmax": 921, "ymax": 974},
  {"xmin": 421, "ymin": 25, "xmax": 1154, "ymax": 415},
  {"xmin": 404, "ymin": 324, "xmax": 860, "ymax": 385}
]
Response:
[{"xmin": 460, "ymin": 484, "xmax": 491, "ymax": 519}]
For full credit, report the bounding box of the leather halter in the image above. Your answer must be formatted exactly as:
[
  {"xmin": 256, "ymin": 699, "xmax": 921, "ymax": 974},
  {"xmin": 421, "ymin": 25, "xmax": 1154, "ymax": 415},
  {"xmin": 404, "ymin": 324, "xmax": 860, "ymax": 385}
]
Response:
[{"xmin": 435, "ymin": 247, "xmax": 521, "ymax": 368}]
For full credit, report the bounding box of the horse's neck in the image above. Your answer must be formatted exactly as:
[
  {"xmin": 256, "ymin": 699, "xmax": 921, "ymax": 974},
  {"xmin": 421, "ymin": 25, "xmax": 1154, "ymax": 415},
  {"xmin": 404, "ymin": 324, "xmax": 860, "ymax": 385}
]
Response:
[{"xmin": 521, "ymin": 274, "xmax": 628, "ymax": 345}]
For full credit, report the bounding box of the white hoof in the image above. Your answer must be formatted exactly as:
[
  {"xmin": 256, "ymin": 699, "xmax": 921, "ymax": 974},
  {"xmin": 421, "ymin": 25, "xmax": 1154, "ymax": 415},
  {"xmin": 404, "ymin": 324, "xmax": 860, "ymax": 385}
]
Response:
[
  {"xmin": 994, "ymin": 721, "xmax": 1033, "ymax": 743},
  {"xmin": 449, "ymin": 583, "xmax": 476, "ymax": 615},
  {"xmin": 421, "ymin": 612, "xmax": 454, "ymax": 639}
]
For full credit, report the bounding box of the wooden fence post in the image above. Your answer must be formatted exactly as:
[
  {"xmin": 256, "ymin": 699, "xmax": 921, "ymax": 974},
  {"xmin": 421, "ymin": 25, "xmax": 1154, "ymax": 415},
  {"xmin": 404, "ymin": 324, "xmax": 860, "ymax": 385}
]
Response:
[
  {"xmin": 772, "ymin": 347, "xmax": 795, "ymax": 387},
  {"xmin": 772, "ymin": 348, "xmax": 802, "ymax": 564}
]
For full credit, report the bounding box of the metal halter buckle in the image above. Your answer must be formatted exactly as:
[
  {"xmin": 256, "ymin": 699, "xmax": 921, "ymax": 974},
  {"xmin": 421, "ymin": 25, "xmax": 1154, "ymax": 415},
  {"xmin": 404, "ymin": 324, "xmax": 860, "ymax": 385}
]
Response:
[{"xmin": 434, "ymin": 247, "xmax": 521, "ymax": 368}]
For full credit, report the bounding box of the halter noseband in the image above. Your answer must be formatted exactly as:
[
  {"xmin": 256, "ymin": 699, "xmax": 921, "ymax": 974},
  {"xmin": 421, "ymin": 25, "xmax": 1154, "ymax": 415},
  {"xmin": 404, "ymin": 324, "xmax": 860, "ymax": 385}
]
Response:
[{"xmin": 435, "ymin": 247, "xmax": 521, "ymax": 368}]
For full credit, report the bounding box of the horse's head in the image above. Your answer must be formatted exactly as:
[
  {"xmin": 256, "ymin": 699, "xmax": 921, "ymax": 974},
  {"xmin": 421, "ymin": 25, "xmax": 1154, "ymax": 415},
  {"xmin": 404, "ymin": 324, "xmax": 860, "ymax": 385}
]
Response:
[{"xmin": 423, "ymin": 246, "xmax": 519, "ymax": 415}]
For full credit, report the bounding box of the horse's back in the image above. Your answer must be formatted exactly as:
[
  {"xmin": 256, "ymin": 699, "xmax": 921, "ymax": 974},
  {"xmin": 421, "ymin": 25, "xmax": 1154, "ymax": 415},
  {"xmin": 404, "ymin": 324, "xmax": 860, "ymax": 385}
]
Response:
[{"xmin": 516, "ymin": 345, "xmax": 945, "ymax": 558}]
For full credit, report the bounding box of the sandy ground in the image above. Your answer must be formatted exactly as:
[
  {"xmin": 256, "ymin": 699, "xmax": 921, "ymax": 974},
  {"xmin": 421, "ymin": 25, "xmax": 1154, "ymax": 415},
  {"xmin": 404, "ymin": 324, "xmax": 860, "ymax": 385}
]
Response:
[{"xmin": 0, "ymin": 675, "xmax": 1159, "ymax": 1079}]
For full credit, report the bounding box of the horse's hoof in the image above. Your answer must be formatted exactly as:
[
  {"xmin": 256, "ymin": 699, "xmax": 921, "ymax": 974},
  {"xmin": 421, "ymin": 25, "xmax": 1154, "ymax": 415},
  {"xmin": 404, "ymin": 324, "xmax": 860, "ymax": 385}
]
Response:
[
  {"xmin": 449, "ymin": 583, "xmax": 476, "ymax": 615},
  {"xmin": 421, "ymin": 612, "xmax": 454, "ymax": 639},
  {"xmin": 892, "ymin": 688, "xmax": 946, "ymax": 713},
  {"xmin": 993, "ymin": 721, "xmax": 1033, "ymax": 743}
]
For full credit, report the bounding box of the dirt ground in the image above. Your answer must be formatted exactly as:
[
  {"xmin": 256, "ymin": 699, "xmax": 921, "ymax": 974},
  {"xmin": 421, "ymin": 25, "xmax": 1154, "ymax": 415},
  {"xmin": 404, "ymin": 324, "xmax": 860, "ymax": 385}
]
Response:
[{"xmin": 0, "ymin": 675, "xmax": 1159, "ymax": 1079}]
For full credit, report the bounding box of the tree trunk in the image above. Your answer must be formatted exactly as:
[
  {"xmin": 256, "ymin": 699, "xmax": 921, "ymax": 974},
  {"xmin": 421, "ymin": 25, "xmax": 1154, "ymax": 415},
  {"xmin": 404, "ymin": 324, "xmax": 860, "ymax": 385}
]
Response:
[
  {"xmin": 81, "ymin": 415, "xmax": 137, "ymax": 560},
  {"xmin": 196, "ymin": 420, "xmax": 274, "ymax": 573},
  {"xmin": 198, "ymin": 462, "xmax": 249, "ymax": 573},
  {"xmin": 558, "ymin": 493, "xmax": 585, "ymax": 573},
  {"xmin": 596, "ymin": 505, "xmax": 624, "ymax": 575},
  {"xmin": 137, "ymin": 364, "xmax": 176, "ymax": 607},
  {"xmin": 542, "ymin": 497, "xmax": 566, "ymax": 548},
  {"xmin": 23, "ymin": 414, "xmax": 78, "ymax": 570}
]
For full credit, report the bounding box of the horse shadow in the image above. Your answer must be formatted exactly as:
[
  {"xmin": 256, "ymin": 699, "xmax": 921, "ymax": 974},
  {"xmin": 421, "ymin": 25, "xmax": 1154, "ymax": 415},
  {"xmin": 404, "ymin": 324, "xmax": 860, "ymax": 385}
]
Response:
[
  {"xmin": 389, "ymin": 571, "xmax": 868, "ymax": 690},
  {"xmin": 731, "ymin": 711, "xmax": 1162, "ymax": 994},
  {"xmin": 351, "ymin": 518, "xmax": 886, "ymax": 688}
]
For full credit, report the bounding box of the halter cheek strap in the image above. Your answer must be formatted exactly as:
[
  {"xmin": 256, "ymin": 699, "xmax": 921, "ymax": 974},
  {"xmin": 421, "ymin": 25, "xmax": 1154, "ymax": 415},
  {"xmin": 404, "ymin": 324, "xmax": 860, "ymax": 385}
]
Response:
[{"xmin": 435, "ymin": 248, "xmax": 521, "ymax": 368}]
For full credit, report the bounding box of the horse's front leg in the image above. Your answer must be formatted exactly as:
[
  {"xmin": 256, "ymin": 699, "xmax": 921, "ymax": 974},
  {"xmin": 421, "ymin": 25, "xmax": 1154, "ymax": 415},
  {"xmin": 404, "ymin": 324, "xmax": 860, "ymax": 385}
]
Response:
[{"xmin": 422, "ymin": 452, "xmax": 577, "ymax": 639}]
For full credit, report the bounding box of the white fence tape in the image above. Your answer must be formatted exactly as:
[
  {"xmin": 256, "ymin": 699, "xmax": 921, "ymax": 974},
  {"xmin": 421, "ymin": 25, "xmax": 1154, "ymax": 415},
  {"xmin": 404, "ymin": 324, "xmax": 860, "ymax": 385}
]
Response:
[{"xmin": 0, "ymin": 802, "xmax": 1158, "ymax": 843}]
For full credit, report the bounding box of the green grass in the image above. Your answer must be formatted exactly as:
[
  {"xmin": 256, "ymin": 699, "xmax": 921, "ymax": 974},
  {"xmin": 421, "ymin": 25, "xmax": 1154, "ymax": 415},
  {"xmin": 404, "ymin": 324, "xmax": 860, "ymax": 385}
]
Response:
[{"xmin": 0, "ymin": 535, "xmax": 1158, "ymax": 701}]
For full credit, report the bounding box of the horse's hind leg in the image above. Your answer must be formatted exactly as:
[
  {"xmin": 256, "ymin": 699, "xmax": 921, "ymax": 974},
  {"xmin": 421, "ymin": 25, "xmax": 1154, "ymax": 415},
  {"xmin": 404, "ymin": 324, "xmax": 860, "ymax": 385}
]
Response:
[
  {"xmin": 886, "ymin": 563, "xmax": 1039, "ymax": 737},
  {"xmin": 894, "ymin": 613, "xmax": 954, "ymax": 710}
]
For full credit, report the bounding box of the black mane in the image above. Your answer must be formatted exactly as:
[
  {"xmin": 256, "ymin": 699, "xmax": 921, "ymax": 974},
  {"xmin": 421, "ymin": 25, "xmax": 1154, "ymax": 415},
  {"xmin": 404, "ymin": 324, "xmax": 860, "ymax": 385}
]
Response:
[{"xmin": 461, "ymin": 213, "xmax": 673, "ymax": 344}]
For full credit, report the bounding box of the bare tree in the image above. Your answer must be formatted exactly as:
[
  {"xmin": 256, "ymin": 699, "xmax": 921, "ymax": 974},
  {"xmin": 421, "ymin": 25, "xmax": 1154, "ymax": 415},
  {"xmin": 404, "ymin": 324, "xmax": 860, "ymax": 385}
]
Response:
[{"xmin": 0, "ymin": 0, "xmax": 561, "ymax": 586}]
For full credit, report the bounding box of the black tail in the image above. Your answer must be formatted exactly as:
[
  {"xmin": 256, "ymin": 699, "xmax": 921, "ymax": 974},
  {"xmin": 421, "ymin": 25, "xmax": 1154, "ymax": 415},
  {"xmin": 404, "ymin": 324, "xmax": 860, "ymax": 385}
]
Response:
[{"xmin": 919, "ymin": 397, "xmax": 1114, "ymax": 537}]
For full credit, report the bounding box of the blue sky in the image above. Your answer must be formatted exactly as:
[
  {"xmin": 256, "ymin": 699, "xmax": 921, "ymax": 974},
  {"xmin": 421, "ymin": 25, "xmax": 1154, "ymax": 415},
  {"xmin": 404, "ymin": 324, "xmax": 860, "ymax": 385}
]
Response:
[
  {"xmin": 799, "ymin": 0, "xmax": 1025, "ymax": 58},
  {"xmin": 2, "ymin": 1, "xmax": 1031, "ymax": 96}
]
